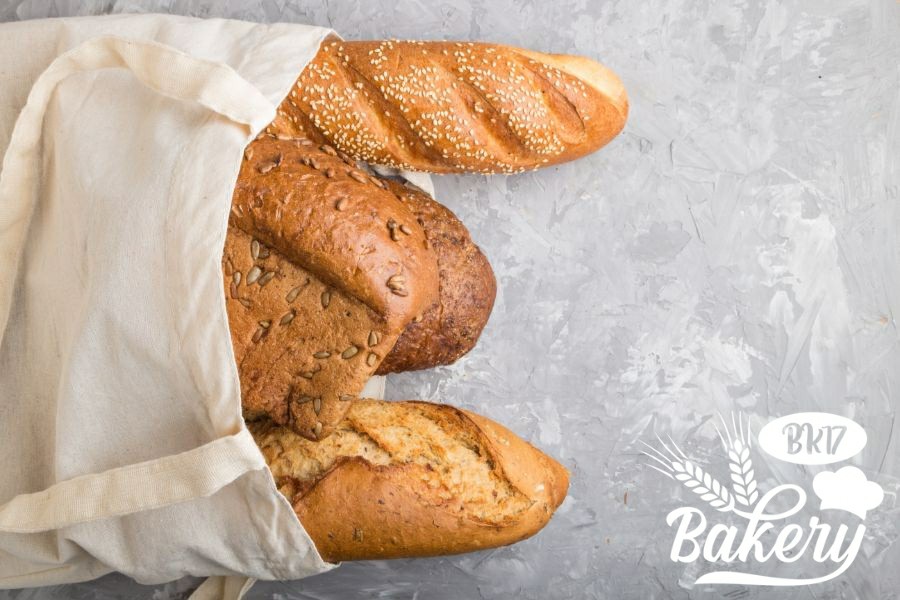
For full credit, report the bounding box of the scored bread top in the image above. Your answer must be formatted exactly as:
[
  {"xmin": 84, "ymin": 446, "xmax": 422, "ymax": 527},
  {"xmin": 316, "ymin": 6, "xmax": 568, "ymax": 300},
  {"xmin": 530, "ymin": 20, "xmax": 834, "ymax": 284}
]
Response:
[
  {"xmin": 225, "ymin": 227, "xmax": 391, "ymax": 440},
  {"xmin": 252, "ymin": 399, "xmax": 569, "ymax": 561},
  {"xmin": 284, "ymin": 38, "xmax": 628, "ymax": 173},
  {"xmin": 226, "ymin": 137, "xmax": 440, "ymax": 439},
  {"xmin": 231, "ymin": 136, "xmax": 439, "ymax": 330}
]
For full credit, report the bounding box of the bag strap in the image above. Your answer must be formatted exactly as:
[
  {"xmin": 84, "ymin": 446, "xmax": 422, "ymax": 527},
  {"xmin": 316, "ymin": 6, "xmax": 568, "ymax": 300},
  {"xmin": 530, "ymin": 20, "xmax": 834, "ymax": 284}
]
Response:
[
  {"xmin": 0, "ymin": 36, "xmax": 276, "ymax": 533},
  {"xmin": 190, "ymin": 575, "xmax": 258, "ymax": 600},
  {"xmin": 0, "ymin": 429, "xmax": 264, "ymax": 533},
  {"xmin": 0, "ymin": 34, "xmax": 275, "ymax": 343}
]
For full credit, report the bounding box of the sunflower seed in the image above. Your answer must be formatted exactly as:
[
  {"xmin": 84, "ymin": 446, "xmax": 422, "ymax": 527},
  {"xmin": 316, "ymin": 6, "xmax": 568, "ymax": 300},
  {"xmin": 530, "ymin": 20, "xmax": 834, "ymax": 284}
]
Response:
[
  {"xmin": 280, "ymin": 311, "xmax": 296, "ymax": 326},
  {"xmin": 231, "ymin": 205, "xmax": 243, "ymax": 219},
  {"xmin": 251, "ymin": 239, "xmax": 260, "ymax": 260},
  {"xmin": 276, "ymin": 133, "xmax": 292, "ymax": 140},
  {"xmin": 371, "ymin": 176, "xmax": 386, "ymax": 189},
  {"xmin": 320, "ymin": 144, "xmax": 337, "ymax": 156},
  {"xmin": 230, "ymin": 282, "xmax": 239, "ymax": 298},
  {"xmin": 286, "ymin": 286, "xmax": 303, "ymax": 303},
  {"xmin": 247, "ymin": 266, "xmax": 262, "ymax": 284},
  {"xmin": 386, "ymin": 219, "xmax": 401, "ymax": 241},
  {"xmin": 257, "ymin": 159, "xmax": 278, "ymax": 174},
  {"xmin": 335, "ymin": 197, "xmax": 348, "ymax": 211},
  {"xmin": 325, "ymin": 167, "xmax": 335, "ymax": 178},
  {"xmin": 413, "ymin": 313, "xmax": 424, "ymax": 323},
  {"xmin": 352, "ymin": 527, "xmax": 363, "ymax": 542},
  {"xmin": 366, "ymin": 352, "xmax": 378, "ymax": 367},
  {"xmin": 391, "ymin": 287, "xmax": 409, "ymax": 297},
  {"xmin": 258, "ymin": 271, "xmax": 275, "ymax": 287},
  {"xmin": 259, "ymin": 320, "xmax": 271, "ymax": 328},
  {"xmin": 368, "ymin": 331, "xmax": 381, "ymax": 347},
  {"xmin": 313, "ymin": 422, "xmax": 323, "ymax": 438},
  {"xmin": 386, "ymin": 274, "xmax": 405, "ymax": 287},
  {"xmin": 339, "ymin": 394, "xmax": 355, "ymax": 402},
  {"xmin": 252, "ymin": 327, "xmax": 267, "ymax": 343},
  {"xmin": 239, "ymin": 298, "xmax": 252, "ymax": 308},
  {"xmin": 296, "ymin": 395, "xmax": 313, "ymax": 404},
  {"xmin": 309, "ymin": 157, "xmax": 321, "ymax": 170},
  {"xmin": 321, "ymin": 290, "xmax": 331, "ymax": 308},
  {"xmin": 338, "ymin": 150, "xmax": 353, "ymax": 164},
  {"xmin": 300, "ymin": 371, "xmax": 314, "ymax": 379},
  {"xmin": 313, "ymin": 397, "xmax": 322, "ymax": 414},
  {"xmin": 349, "ymin": 170, "xmax": 368, "ymax": 184},
  {"xmin": 244, "ymin": 147, "xmax": 254, "ymax": 161},
  {"xmin": 399, "ymin": 224, "xmax": 412, "ymax": 235},
  {"xmin": 341, "ymin": 346, "xmax": 359, "ymax": 359},
  {"xmin": 299, "ymin": 138, "xmax": 314, "ymax": 146},
  {"xmin": 313, "ymin": 351, "xmax": 331, "ymax": 359},
  {"xmin": 233, "ymin": 271, "xmax": 242, "ymax": 285}
]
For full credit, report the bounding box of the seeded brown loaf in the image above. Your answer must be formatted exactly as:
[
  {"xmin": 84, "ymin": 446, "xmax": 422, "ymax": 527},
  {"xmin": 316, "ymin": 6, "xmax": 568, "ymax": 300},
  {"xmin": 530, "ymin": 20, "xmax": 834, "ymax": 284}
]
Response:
[
  {"xmin": 225, "ymin": 136, "xmax": 439, "ymax": 440},
  {"xmin": 281, "ymin": 38, "xmax": 628, "ymax": 174},
  {"xmin": 377, "ymin": 179, "xmax": 496, "ymax": 374},
  {"xmin": 251, "ymin": 399, "xmax": 569, "ymax": 561}
]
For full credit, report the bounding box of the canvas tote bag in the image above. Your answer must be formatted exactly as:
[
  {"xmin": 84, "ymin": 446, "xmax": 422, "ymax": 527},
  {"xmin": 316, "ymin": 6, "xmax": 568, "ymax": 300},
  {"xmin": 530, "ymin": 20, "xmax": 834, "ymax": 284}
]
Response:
[{"xmin": 0, "ymin": 13, "xmax": 379, "ymax": 597}]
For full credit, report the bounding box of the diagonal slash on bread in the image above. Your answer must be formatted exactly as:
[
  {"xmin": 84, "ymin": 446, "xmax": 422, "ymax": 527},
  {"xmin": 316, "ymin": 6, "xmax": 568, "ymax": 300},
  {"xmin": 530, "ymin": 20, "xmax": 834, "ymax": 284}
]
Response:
[
  {"xmin": 251, "ymin": 399, "xmax": 569, "ymax": 561},
  {"xmin": 284, "ymin": 38, "xmax": 628, "ymax": 173}
]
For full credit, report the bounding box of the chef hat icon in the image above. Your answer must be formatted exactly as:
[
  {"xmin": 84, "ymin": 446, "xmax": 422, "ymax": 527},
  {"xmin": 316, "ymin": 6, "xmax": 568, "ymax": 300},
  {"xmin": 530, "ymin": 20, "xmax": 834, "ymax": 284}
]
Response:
[{"xmin": 813, "ymin": 466, "xmax": 884, "ymax": 519}]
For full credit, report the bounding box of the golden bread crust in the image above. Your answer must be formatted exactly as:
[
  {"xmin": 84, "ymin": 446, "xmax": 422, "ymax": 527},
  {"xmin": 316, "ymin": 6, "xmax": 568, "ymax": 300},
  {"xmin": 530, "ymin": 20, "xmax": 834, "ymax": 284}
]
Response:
[{"xmin": 252, "ymin": 400, "xmax": 569, "ymax": 561}]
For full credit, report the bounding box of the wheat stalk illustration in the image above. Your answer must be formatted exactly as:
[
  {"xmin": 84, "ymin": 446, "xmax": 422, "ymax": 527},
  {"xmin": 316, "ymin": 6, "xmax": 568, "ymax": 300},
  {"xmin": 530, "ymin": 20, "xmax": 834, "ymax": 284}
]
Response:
[
  {"xmin": 715, "ymin": 412, "xmax": 759, "ymax": 508},
  {"xmin": 641, "ymin": 434, "xmax": 735, "ymax": 512}
]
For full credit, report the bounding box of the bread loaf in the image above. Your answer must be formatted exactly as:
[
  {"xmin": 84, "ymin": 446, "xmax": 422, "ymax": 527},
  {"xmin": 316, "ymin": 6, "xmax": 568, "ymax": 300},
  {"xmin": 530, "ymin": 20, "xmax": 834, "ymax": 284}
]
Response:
[
  {"xmin": 280, "ymin": 38, "xmax": 628, "ymax": 174},
  {"xmin": 252, "ymin": 399, "xmax": 568, "ymax": 561},
  {"xmin": 225, "ymin": 136, "xmax": 439, "ymax": 440},
  {"xmin": 378, "ymin": 179, "xmax": 496, "ymax": 374}
]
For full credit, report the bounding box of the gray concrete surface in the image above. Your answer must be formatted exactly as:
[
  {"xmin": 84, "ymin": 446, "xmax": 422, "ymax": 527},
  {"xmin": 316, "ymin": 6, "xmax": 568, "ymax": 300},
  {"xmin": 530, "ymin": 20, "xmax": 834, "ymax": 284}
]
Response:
[{"xmin": 1, "ymin": 0, "xmax": 898, "ymax": 598}]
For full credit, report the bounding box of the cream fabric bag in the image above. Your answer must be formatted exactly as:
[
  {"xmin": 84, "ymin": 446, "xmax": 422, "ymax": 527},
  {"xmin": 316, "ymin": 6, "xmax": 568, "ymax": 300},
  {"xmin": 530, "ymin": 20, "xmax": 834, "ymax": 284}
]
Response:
[{"xmin": 0, "ymin": 13, "xmax": 361, "ymax": 595}]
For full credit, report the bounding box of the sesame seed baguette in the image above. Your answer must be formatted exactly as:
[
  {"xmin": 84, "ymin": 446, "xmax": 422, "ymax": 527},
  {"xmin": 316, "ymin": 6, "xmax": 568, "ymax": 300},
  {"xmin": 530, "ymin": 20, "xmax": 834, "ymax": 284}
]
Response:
[
  {"xmin": 281, "ymin": 38, "xmax": 628, "ymax": 174},
  {"xmin": 252, "ymin": 399, "xmax": 569, "ymax": 561},
  {"xmin": 225, "ymin": 136, "xmax": 439, "ymax": 440}
]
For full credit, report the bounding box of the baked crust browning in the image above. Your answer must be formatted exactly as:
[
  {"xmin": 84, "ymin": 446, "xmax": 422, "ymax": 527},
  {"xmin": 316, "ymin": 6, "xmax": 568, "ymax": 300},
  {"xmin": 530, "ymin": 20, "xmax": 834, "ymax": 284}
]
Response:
[
  {"xmin": 284, "ymin": 38, "xmax": 628, "ymax": 174},
  {"xmin": 378, "ymin": 180, "xmax": 496, "ymax": 373},
  {"xmin": 225, "ymin": 137, "xmax": 439, "ymax": 439},
  {"xmin": 252, "ymin": 400, "xmax": 569, "ymax": 561}
]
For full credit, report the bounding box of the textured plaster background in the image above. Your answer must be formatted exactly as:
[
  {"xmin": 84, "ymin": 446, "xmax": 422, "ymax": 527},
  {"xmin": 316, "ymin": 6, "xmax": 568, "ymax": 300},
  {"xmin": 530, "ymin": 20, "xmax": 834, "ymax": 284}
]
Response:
[{"xmin": 1, "ymin": 0, "xmax": 899, "ymax": 598}]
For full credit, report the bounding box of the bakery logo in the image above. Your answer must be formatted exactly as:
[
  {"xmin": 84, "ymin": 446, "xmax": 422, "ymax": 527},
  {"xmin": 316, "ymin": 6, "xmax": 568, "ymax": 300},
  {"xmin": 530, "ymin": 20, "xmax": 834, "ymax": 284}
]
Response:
[{"xmin": 643, "ymin": 412, "xmax": 883, "ymax": 586}]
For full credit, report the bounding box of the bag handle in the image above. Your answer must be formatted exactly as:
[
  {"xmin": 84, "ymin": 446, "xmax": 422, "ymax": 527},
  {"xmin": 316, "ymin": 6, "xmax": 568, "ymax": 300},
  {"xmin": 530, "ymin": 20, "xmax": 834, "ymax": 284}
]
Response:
[
  {"xmin": 0, "ymin": 35, "xmax": 275, "ymax": 343},
  {"xmin": 0, "ymin": 429, "xmax": 264, "ymax": 533},
  {"xmin": 190, "ymin": 575, "xmax": 258, "ymax": 600},
  {"xmin": 0, "ymin": 36, "xmax": 277, "ymax": 533}
]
